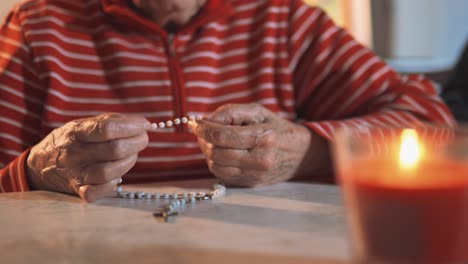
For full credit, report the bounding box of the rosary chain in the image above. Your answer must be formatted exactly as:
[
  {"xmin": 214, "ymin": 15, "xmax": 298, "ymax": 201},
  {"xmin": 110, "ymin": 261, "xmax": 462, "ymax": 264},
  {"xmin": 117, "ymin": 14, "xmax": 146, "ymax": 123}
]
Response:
[
  {"xmin": 116, "ymin": 182, "xmax": 226, "ymax": 222},
  {"xmin": 117, "ymin": 115, "xmax": 223, "ymax": 221}
]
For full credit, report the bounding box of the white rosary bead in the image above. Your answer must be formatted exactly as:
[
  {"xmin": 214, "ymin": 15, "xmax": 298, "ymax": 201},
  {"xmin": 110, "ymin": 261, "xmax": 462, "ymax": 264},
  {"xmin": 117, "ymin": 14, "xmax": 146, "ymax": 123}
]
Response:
[
  {"xmin": 210, "ymin": 188, "xmax": 226, "ymax": 198},
  {"xmin": 181, "ymin": 117, "xmax": 189, "ymax": 124},
  {"xmin": 150, "ymin": 123, "xmax": 158, "ymax": 129},
  {"xmin": 174, "ymin": 118, "xmax": 181, "ymax": 125},
  {"xmin": 137, "ymin": 192, "xmax": 145, "ymax": 199},
  {"xmin": 128, "ymin": 192, "xmax": 135, "ymax": 199},
  {"xmin": 117, "ymin": 186, "xmax": 123, "ymax": 193},
  {"xmin": 189, "ymin": 115, "xmax": 196, "ymax": 121},
  {"xmin": 166, "ymin": 120, "xmax": 173, "ymax": 127},
  {"xmin": 154, "ymin": 193, "xmax": 161, "ymax": 199},
  {"xmin": 145, "ymin": 193, "xmax": 152, "ymax": 199},
  {"xmin": 158, "ymin": 122, "xmax": 165, "ymax": 128},
  {"xmin": 163, "ymin": 193, "xmax": 170, "ymax": 199},
  {"xmin": 180, "ymin": 199, "xmax": 186, "ymax": 206},
  {"xmin": 172, "ymin": 193, "xmax": 178, "ymax": 199},
  {"xmin": 213, "ymin": 183, "xmax": 225, "ymax": 190},
  {"xmin": 182, "ymin": 192, "xmax": 188, "ymax": 199}
]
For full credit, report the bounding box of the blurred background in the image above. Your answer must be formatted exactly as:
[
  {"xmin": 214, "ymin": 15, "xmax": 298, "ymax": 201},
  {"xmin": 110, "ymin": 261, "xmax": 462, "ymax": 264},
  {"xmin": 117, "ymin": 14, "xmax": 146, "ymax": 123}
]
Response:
[
  {"xmin": 306, "ymin": 0, "xmax": 467, "ymax": 86},
  {"xmin": 1, "ymin": 0, "xmax": 467, "ymax": 107}
]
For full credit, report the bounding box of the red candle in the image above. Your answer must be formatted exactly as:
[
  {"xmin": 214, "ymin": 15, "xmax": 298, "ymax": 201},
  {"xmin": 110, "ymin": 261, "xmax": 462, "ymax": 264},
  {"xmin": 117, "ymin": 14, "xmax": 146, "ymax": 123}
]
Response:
[{"xmin": 337, "ymin": 128, "xmax": 468, "ymax": 263}]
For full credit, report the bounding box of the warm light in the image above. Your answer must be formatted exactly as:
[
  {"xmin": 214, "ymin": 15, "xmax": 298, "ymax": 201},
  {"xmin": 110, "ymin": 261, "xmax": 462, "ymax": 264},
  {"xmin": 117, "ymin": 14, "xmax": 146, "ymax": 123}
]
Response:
[{"xmin": 399, "ymin": 129, "xmax": 421, "ymax": 169}]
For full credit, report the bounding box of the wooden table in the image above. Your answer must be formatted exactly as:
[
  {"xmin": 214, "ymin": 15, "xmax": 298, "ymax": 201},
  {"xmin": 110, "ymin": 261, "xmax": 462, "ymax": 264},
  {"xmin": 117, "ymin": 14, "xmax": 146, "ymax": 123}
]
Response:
[{"xmin": 0, "ymin": 179, "xmax": 351, "ymax": 264}]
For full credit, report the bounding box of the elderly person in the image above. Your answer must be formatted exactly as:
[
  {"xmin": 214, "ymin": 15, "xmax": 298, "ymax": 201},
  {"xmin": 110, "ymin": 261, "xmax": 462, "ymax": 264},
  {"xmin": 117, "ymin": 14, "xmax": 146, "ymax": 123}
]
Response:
[{"xmin": 0, "ymin": 0, "xmax": 454, "ymax": 201}]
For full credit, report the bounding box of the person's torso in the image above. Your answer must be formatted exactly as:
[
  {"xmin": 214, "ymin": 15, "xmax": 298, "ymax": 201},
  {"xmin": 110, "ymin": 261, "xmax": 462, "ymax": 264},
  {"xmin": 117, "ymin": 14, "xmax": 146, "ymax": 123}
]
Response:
[{"xmin": 20, "ymin": 0, "xmax": 297, "ymax": 180}]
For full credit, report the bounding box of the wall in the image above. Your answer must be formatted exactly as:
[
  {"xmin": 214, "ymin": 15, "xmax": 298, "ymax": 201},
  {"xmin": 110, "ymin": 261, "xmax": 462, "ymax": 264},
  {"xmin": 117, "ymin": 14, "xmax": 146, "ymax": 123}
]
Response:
[
  {"xmin": 0, "ymin": 0, "xmax": 19, "ymax": 22},
  {"xmin": 375, "ymin": 0, "xmax": 468, "ymax": 73},
  {"xmin": 305, "ymin": 0, "xmax": 372, "ymax": 47}
]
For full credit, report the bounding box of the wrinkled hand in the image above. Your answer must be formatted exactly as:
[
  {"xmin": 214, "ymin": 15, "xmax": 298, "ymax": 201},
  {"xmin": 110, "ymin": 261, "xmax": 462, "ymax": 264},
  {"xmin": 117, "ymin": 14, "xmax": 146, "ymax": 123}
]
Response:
[
  {"xmin": 26, "ymin": 113, "xmax": 149, "ymax": 202},
  {"xmin": 189, "ymin": 104, "xmax": 331, "ymax": 187}
]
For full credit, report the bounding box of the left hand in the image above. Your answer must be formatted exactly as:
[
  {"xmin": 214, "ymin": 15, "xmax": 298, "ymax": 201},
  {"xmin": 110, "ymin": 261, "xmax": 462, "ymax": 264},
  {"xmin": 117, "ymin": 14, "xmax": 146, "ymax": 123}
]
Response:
[{"xmin": 189, "ymin": 103, "xmax": 330, "ymax": 187}]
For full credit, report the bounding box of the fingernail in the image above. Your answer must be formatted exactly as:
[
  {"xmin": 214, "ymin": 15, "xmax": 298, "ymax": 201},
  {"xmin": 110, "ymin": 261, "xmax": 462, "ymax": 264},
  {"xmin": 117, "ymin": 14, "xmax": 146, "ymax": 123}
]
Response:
[
  {"xmin": 144, "ymin": 122, "xmax": 151, "ymax": 130},
  {"xmin": 257, "ymin": 129, "xmax": 273, "ymax": 137}
]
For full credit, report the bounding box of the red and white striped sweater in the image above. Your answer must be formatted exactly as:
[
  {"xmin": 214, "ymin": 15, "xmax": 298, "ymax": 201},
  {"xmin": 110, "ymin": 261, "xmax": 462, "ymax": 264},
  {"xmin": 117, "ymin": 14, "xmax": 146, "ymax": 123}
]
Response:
[{"xmin": 0, "ymin": 0, "xmax": 454, "ymax": 192}]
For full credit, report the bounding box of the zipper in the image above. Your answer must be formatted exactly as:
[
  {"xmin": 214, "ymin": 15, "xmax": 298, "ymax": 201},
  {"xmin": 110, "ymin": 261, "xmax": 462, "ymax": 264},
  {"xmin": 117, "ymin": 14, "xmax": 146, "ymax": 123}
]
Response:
[
  {"xmin": 166, "ymin": 34, "xmax": 186, "ymax": 133},
  {"xmin": 168, "ymin": 34, "xmax": 176, "ymax": 58}
]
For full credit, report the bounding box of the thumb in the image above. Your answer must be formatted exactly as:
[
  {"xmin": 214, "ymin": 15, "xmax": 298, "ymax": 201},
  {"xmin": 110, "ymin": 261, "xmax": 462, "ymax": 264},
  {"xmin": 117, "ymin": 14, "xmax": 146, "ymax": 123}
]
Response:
[
  {"xmin": 204, "ymin": 103, "xmax": 271, "ymax": 126},
  {"xmin": 78, "ymin": 178, "xmax": 120, "ymax": 203}
]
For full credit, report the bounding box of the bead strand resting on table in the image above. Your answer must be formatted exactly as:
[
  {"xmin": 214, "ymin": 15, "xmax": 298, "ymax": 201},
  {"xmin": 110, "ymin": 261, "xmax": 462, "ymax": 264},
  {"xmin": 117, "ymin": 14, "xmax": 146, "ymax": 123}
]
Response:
[
  {"xmin": 116, "ymin": 181, "xmax": 226, "ymax": 222},
  {"xmin": 153, "ymin": 183, "xmax": 226, "ymax": 220}
]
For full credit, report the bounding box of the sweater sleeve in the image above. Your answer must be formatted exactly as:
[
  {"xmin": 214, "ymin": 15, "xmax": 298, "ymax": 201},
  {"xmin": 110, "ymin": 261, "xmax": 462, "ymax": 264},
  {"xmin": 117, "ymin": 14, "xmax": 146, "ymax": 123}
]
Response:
[
  {"xmin": 288, "ymin": 2, "xmax": 455, "ymax": 140},
  {"xmin": 0, "ymin": 8, "xmax": 45, "ymax": 192}
]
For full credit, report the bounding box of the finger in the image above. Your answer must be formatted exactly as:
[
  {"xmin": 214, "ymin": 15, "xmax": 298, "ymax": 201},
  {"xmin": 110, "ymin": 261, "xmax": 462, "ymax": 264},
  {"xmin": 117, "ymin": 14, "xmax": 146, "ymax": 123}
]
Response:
[
  {"xmin": 204, "ymin": 103, "xmax": 272, "ymax": 125},
  {"xmin": 199, "ymin": 137, "xmax": 244, "ymax": 166},
  {"xmin": 197, "ymin": 137, "xmax": 213, "ymax": 156},
  {"xmin": 209, "ymin": 146, "xmax": 278, "ymax": 170},
  {"xmin": 72, "ymin": 115, "xmax": 151, "ymax": 142},
  {"xmin": 208, "ymin": 161, "xmax": 263, "ymax": 188},
  {"xmin": 73, "ymin": 113, "xmax": 124, "ymax": 122},
  {"xmin": 191, "ymin": 119, "xmax": 271, "ymax": 149},
  {"xmin": 200, "ymin": 132, "xmax": 277, "ymax": 170},
  {"xmin": 79, "ymin": 133, "xmax": 148, "ymax": 163},
  {"xmin": 63, "ymin": 133, "xmax": 148, "ymax": 166},
  {"xmin": 81, "ymin": 154, "xmax": 138, "ymax": 185},
  {"xmin": 208, "ymin": 160, "xmax": 242, "ymax": 179},
  {"xmin": 78, "ymin": 178, "xmax": 120, "ymax": 203}
]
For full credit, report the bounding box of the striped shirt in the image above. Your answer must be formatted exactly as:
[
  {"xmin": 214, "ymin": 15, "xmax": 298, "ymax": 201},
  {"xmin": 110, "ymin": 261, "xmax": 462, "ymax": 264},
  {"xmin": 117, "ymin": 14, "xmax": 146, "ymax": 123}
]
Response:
[{"xmin": 0, "ymin": 0, "xmax": 455, "ymax": 192}]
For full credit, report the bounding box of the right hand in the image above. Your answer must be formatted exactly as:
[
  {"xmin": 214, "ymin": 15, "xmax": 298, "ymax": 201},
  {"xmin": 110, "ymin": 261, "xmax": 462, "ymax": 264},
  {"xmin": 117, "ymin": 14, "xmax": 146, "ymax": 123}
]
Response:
[{"xmin": 26, "ymin": 113, "xmax": 150, "ymax": 202}]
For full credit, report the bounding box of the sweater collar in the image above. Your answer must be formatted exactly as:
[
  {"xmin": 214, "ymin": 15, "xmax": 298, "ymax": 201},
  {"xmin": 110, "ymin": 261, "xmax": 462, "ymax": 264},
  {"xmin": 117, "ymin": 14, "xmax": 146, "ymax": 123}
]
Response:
[{"xmin": 101, "ymin": 0, "xmax": 232, "ymax": 37}]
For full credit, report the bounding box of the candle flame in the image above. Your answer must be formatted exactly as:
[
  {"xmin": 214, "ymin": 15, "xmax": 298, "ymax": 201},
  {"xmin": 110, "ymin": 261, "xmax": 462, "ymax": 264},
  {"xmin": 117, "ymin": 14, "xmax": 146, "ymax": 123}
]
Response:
[{"xmin": 399, "ymin": 129, "xmax": 421, "ymax": 169}]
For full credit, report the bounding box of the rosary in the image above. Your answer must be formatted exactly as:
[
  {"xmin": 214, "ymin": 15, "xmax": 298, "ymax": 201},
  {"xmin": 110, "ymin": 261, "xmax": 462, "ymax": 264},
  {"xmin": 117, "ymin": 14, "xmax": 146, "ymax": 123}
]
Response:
[{"xmin": 116, "ymin": 115, "xmax": 227, "ymax": 222}]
